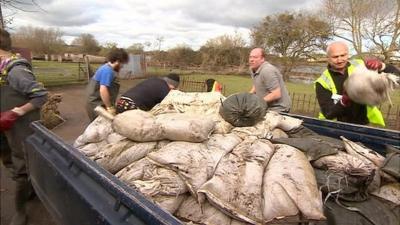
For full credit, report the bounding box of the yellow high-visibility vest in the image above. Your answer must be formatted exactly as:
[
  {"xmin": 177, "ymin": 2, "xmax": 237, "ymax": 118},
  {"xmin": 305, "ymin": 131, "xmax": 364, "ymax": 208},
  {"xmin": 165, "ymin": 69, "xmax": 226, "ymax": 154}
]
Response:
[{"xmin": 315, "ymin": 59, "xmax": 385, "ymax": 127}]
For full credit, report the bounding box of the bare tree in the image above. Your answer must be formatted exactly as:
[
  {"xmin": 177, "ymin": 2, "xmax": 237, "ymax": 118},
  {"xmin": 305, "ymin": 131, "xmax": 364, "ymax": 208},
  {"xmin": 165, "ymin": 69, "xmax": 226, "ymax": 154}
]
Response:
[
  {"xmin": 1, "ymin": 0, "xmax": 45, "ymax": 29},
  {"xmin": 322, "ymin": 0, "xmax": 399, "ymax": 59},
  {"xmin": 363, "ymin": 0, "xmax": 400, "ymax": 61},
  {"xmin": 12, "ymin": 25, "xmax": 65, "ymax": 55}
]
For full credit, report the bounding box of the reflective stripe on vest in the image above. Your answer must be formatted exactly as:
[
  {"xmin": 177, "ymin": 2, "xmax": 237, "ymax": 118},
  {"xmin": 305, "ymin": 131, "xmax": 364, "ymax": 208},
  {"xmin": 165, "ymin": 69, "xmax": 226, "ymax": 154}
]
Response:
[
  {"xmin": 315, "ymin": 59, "xmax": 385, "ymax": 126},
  {"xmin": 212, "ymin": 82, "xmax": 223, "ymax": 92}
]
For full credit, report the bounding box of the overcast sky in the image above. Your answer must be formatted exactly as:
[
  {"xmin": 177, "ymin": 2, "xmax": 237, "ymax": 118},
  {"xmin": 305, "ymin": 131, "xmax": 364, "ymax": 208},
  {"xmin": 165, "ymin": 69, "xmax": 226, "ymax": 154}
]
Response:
[{"xmin": 4, "ymin": 0, "xmax": 322, "ymax": 50}]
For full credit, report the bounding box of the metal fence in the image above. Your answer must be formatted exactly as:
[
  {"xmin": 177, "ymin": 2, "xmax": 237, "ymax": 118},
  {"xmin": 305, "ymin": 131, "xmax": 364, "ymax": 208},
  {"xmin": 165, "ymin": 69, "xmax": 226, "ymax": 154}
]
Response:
[
  {"xmin": 289, "ymin": 92, "xmax": 400, "ymax": 130},
  {"xmin": 179, "ymin": 79, "xmax": 399, "ymax": 130}
]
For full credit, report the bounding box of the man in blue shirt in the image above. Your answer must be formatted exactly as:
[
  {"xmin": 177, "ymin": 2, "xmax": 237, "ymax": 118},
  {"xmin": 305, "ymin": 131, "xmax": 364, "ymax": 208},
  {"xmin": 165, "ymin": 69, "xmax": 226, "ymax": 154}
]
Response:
[{"xmin": 86, "ymin": 48, "xmax": 128, "ymax": 121}]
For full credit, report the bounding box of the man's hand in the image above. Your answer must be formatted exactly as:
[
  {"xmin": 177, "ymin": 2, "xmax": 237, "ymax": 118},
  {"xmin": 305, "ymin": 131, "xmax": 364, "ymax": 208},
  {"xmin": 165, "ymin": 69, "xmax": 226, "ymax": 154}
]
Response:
[
  {"xmin": 340, "ymin": 93, "xmax": 351, "ymax": 107},
  {"xmin": 106, "ymin": 106, "xmax": 116, "ymax": 116},
  {"xmin": 365, "ymin": 58, "xmax": 384, "ymax": 71},
  {"xmin": 0, "ymin": 110, "xmax": 20, "ymax": 131}
]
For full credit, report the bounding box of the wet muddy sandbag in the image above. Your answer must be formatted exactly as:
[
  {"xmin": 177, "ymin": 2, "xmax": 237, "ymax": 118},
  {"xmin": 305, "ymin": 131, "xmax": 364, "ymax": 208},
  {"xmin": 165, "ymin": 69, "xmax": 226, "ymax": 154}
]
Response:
[
  {"xmin": 271, "ymin": 135, "xmax": 343, "ymax": 161},
  {"xmin": 276, "ymin": 115, "xmax": 302, "ymax": 131},
  {"xmin": 113, "ymin": 110, "xmax": 163, "ymax": 142},
  {"xmin": 381, "ymin": 147, "xmax": 400, "ymax": 180},
  {"xmin": 198, "ymin": 137, "xmax": 275, "ymax": 224},
  {"xmin": 371, "ymin": 183, "xmax": 400, "ymax": 205},
  {"xmin": 106, "ymin": 132, "xmax": 127, "ymax": 144},
  {"xmin": 320, "ymin": 196, "xmax": 399, "ymax": 225},
  {"xmin": 219, "ymin": 93, "xmax": 266, "ymax": 127},
  {"xmin": 231, "ymin": 119, "xmax": 273, "ymax": 140},
  {"xmin": 263, "ymin": 144, "xmax": 325, "ymax": 223},
  {"xmin": 132, "ymin": 167, "xmax": 188, "ymax": 196},
  {"xmin": 156, "ymin": 113, "xmax": 215, "ymax": 142},
  {"xmin": 116, "ymin": 157, "xmax": 157, "ymax": 183},
  {"xmin": 286, "ymin": 125, "xmax": 317, "ymax": 138},
  {"xmin": 175, "ymin": 195, "xmax": 232, "ymax": 225},
  {"xmin": 74, "ymin": 116, "xmax": 113, "ymax": 147},
  {"xmin": 341, "ymin": 136, "xmax": 385, "ymax": 167},
  {"xmin": 151, "ymin": 90, "xmax": 225, "ymax": 115},
  {"xmin": 151, "ymin": 194, "xmax": 187, "ymax": 214},
  {"xmin": 147, "ymin": 142, "xmax": 222, "ymax": 202},
  {"xmin": 94, "ymin": 140, "xmax": 157, "ymax": 174},
  {"xmin": 77, "ymin": 140, "xmax": 107, "ymax": 158},
  {"xmin": 314, "ymin": 168, "xmax": 371, "ymax": 202},
  {"xmin": 206, "ymin": 133, "xmax": 242, "ymax": 155},
  {"xmin": 271, "ymin": 128, "xmax": 288, "ymax": 139}
]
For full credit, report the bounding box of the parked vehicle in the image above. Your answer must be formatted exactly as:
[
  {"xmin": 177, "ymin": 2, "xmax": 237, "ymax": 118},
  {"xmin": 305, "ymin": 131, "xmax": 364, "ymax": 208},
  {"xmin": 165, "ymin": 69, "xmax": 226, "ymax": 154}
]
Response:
[{"xmin": 25, "ymin": 114, "xmax": 400, "ymax": 225}]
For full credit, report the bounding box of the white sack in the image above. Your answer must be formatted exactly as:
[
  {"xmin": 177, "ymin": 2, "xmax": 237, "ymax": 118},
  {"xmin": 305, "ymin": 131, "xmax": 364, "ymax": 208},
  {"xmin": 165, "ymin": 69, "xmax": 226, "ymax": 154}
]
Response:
[
  {"xmin": 263, "ymin": 144, "xmax": 325, "ymax": 223},
  {"xmin": 198, "ymin": 137, "xmax": 275, "ymax": 224},
  {"xmin": 74, "ymin": 116, "xmax": 113, "ymax": 147},
  {"xmin": 94, "ymin": 140, "xmax": 157, "ymax": 174},
  {"xmin": 113, "ymin": 110, "xmax": 163, "ymax": 142},
  {"xmin": 156, "ymin": 113, "xmax": 215, "ymax": 142}
]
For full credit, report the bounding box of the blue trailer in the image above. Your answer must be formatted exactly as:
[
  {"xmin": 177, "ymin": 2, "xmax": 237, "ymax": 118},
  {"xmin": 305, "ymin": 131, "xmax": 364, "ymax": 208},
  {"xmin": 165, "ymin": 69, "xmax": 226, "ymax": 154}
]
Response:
[{"xmin": 25, "ymin": 115, "xmax": 400, "ymax": 225}]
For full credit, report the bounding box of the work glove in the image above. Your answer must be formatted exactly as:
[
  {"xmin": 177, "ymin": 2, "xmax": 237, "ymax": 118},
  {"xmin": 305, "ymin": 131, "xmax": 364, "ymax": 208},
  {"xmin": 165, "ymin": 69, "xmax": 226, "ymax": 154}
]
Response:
[
  {"xmin": 365, "ymin": 58, "xmax": 385, "ymax": 71},
  {"xmin": 0, "ymin": 109, "xmax": 21, "ymax": 131},
  {"xmin": 340, "ymin": 92, "xmax": 351, "ymax": 107},
  {"xmin": 106, "ymin": 106, "xmax": 116, "ymax": 116}
]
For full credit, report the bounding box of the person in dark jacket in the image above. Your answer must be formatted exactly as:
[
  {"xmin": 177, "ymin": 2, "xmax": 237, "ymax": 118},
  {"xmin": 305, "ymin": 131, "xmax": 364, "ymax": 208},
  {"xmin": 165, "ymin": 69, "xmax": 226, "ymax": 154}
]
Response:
[
  {"xmin": 116, "ymin": 73, "xmax": 180, "ymax": 113},
  {"xmin": 0, "ymin": 29, "xmax": 48, "ymax": 225},
  {"xmin": 86, "ymin": 48, "xmax": 129, "ymax": 121},
  {"xmin": 315, "ymin": 41, "xmax": 400, "ymax": 126}
]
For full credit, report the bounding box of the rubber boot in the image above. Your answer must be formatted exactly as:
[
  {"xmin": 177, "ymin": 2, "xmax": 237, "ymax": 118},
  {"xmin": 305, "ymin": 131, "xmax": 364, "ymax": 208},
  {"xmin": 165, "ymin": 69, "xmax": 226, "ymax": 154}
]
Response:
[{"xmin": 9, "ymin": 180, "xmax": 29, "ymax": 225}]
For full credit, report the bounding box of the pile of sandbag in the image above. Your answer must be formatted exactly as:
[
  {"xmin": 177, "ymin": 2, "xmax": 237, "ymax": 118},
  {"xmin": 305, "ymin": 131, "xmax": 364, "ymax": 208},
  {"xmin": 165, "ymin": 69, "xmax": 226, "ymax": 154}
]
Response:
[{"xmin": 73, "ymin": 90, "xmax": 399, "ymax": 225}]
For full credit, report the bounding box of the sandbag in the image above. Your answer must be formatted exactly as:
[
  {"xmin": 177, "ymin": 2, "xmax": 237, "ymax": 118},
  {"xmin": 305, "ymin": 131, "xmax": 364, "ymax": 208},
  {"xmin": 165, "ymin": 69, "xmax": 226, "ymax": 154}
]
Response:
[
  {"xmin": 156, "ymin": 113, "xmax": 215, "ymax": 142},
  {"xmin": 175, "ymin": 195, "xmax": 232, "ymax": 225},
  {"xmin": 381, "ymin": 147, "xmax": 400, "ymax": 180},
  {"xmin": 152, "ymin": 194, "xmax": 187, "ymax": 214},
  {"xmin": 286, "ymin": 125, "xmax": 318, "ymax": 138},
  {"xmin": 113, "ymin": 110, "xmax": 163, "ymax": 142},
  {"xmin": 371, "ymin": 183, "xmax": 400, "ymax": 205},
  {"xmin": 270, "ymin": 128, "xmax": 288, "ymax": 139},
  {"xmin": 341, "ymin": 136, "xmax": 385, "ymax": 167},
  {"xmin": 150, "ymin": 90, "xmax": 232, "ymax": 134},
  {"xmin": 344, "ymin": 65, "xmax": 399, "ymax": 106},
  {"xmin": 77, "ymin": 140, "xmax": 107, "ymax": 157},
  {"xmin": 276, "ymin": 115, "xmax": 302, "ymax": 131},
  {"xmin": 116, "ymin": 157, "xmax": 156, "ymax": 183},
  {"xmin": 74, "ymin": 116, "xmax": 113, "ymax": 147},
  {"xmin": 219, "ymin": 93, "xmax": 266, "ymax": 127},
  {"xmin": 106, "ymin": 132, "xmax": 127, "ymax": 144},
  {"xmin": 314, "ymin": 168, "xmax": 371, "ymax": 202},
  {"xmin": 319, "ymin": 196, "xmax": 399, "ymax": 225},
  {"xmin": 271, "ymin": 135, "xmax": 342, "ymax": 161},
  {"xmin": 132, "ymin": 167, "xmax": 188, "ymax": 196},
  {"xmin": 262, "ymin": 144, "xmax": 325, "ymax": 223},
  {"xmin": 198, "ymin": 137, "xmax": 275, "ymax": 224},
  {"xmin": 148, "ymin": 142, "xmax": 224, "ymax": 202},
  {"xmin": 94, "ymin": 140, "xmax": 157, "ymax": 174}
]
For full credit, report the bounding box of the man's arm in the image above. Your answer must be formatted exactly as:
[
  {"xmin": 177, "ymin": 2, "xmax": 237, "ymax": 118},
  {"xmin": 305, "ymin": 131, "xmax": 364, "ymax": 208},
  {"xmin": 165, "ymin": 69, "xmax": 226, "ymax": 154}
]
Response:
[
  {"xmin": 263, "ymin": 87, "xmax": 281, "ymax": 103},
  {"xmin": 99, "ymin": 85, "xmax": 112, "ymax": 108},
  {"xmin": 315, "ymin": 83, "xmax": 347, "ymax": 119}
]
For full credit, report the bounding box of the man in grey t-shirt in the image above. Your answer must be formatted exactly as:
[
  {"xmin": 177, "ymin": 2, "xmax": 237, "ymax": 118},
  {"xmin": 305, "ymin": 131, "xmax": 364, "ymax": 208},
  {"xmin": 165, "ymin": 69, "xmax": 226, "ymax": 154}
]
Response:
[{"xmin": 249, "ymin": 48, "xmax": 291, "ymax": 112}]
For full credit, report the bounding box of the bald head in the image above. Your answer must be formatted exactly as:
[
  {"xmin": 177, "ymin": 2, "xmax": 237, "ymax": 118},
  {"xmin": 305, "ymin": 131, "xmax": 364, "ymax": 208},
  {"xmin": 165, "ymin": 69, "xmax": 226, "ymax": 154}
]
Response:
[
  {"xmin": 249, "ymin": 48, "xmax": 266, "ymax": 71},
  {"xmin": 326, "ymin": 41, "xmax": 349, "ymax": 71}
]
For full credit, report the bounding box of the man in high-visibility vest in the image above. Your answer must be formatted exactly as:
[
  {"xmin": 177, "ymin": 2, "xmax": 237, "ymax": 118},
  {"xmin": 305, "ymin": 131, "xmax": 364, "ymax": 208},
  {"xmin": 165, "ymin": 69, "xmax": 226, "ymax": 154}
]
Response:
[
  {"xmin": 315, "ymin": 41, "xmax": 400, "ymax": 126},
  {"xmin": 205, "ymin": 78, "xmax": 223, "ymax": 93}
]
